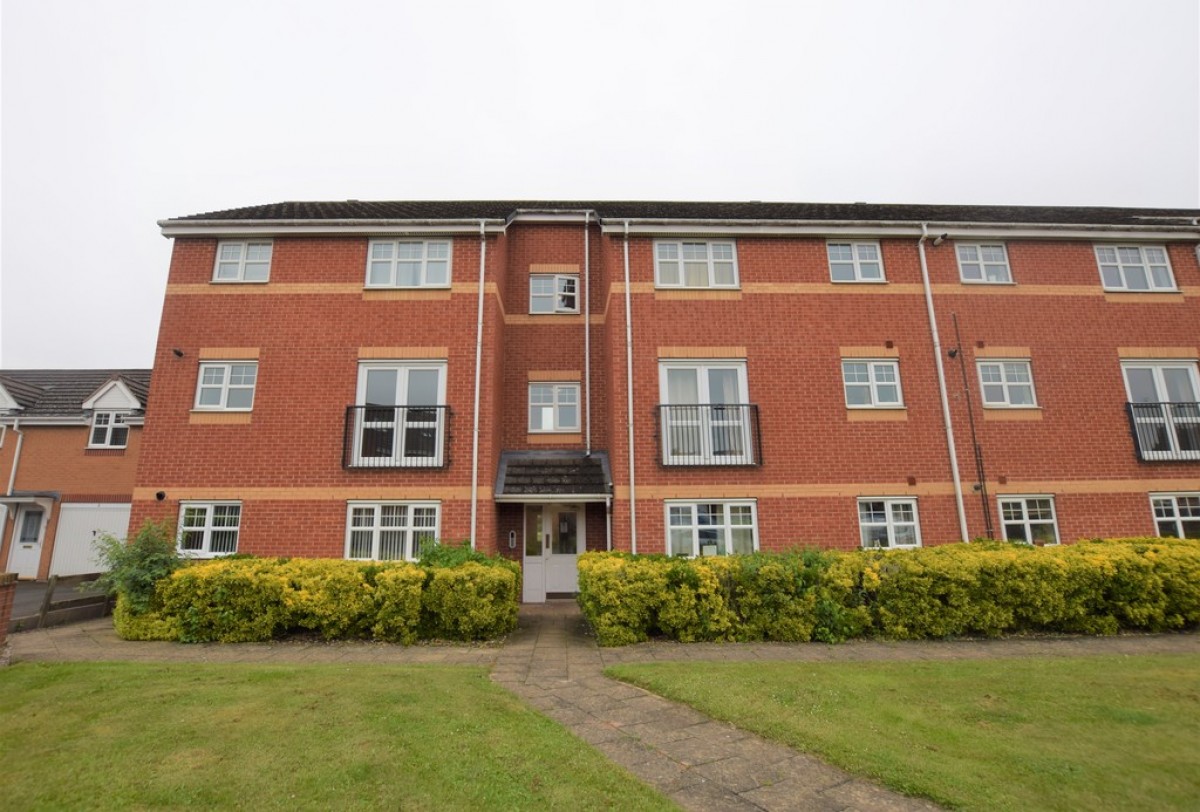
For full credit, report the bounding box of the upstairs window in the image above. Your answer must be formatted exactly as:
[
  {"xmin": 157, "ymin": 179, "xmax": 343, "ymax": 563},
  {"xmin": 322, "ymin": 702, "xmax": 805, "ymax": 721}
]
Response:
[
  {"xmin": 828, "ymin": 242, "xmax": 884, "ymax": 282},
  {"xmin": 195, "ymin": 362, "xmax": 257, "ymax": 411},
  {"xmin": 978, "ymin": 361, "xmax": 1037, "ymax": 407},
  {"xmin": 529, "ymin": 383, "xmax": 580, "ymax": 432},
  {"xmin": 530, "ymin": 275, "xmax": 579, "ymax": 314},
  {"xmin": 956, "ymin": 243, "xmax": 1011, "ymax": 284},
  {"xmin": 842, "ymin": 360, "xmax": 903, "ymax": 408},
  {"xmin": 1095, "ymin": 245, "xmax": 1175, "ymax": 292},
  {"xmin": 659, "ymin": 361, "xmax": 756, "ymax": 465},
  {"xmin": 655, "ymin": 241, "xmax": 738, "ymax": 288},
  {"xmin": 179, "ymin": 503, "xmax": 241, "ymax": 556},
  {"xmin": 214, "ymin": 241, "xmax": 272, "ymax": 282},
  {"xmin": 367, "ymin": 240, "xmax": 451, "ymax": 288},
  {"xmin": 348, "ymin": 362, "xmax": 447, "ymax": 468},
  {"xmin": 89, "ymin": 412, "xmax": 130, "ymax": 448}
]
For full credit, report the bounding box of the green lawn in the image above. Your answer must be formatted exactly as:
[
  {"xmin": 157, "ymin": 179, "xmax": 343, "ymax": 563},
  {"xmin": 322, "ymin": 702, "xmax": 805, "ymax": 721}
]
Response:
[
  {"xmin": 608, "ymin": 654, "xmax": 1200, "ymax": 811},
  {"xmin": 0, "ymin": 662, "xmax": 675, "ymax": 811}
]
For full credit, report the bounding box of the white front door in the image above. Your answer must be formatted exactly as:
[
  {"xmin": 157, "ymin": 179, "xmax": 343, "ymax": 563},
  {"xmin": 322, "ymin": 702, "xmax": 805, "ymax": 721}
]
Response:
[
  {"xmin": 9, "ymin": 505, "xmax": 46, "ymax": 579},
  {"xmin": 522, "ymin": 504, "xmax": 586, "ymax": 603}
]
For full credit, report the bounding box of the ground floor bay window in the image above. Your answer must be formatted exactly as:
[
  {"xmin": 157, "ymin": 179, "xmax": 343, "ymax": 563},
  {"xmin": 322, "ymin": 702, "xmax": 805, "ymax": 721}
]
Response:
[{"xmin": 666, "ymin": 500, "xmax": 758, "ymax": 557}]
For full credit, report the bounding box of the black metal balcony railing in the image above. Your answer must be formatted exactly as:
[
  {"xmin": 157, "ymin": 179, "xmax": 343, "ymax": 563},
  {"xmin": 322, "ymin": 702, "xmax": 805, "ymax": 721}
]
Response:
[
  {"xmin": 656, "ymin": 404, "xmax": 761, "ymax": 466},
  {"xmin": 1127, "ymin": 402, "xmax": 1200, "ymax": 462},
  {"xmin": 343, "ymin": 405, "xmax": 450, "ymax": 469}
]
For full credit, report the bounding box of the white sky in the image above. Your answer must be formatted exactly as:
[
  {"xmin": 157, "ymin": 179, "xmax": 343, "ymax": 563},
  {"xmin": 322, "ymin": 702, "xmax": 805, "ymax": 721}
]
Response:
[{"xmin": 2, "ymin": 0, "xmax": 1198, "ymax": 369}]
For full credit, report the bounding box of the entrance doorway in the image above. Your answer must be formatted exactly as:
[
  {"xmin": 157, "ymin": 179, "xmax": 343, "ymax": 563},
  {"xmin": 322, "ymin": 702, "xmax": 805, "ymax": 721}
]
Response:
[
  {"xmin": 8, "ymin": 505, "xmax": 46, "ymax": 579},
  {"xmin": 522, "ymin": 503, "xmax": 585, "ymax": 602}
]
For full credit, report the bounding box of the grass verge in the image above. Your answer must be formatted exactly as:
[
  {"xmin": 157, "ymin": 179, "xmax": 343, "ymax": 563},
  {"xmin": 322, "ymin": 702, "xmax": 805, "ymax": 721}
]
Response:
[
  {"xmin": 0, "ymin": 661, "xmax": 675, "ymax": 811},
  {"xmin": 607, "ymin": 653, "xmax": 1200, "ymax": 811}
]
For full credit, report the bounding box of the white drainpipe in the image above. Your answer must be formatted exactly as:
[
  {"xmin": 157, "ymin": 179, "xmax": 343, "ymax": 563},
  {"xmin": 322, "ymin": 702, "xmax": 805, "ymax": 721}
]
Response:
[
  {"xmin": 6, "ymin": 417, "xmax": 23, "ymax": 496},
  {"xmin": 623, "ymin": 220, "xmax": 638, "ymax": 553},
  {"xmin": 918, "ymin": 223, "xmax": 969, "ymax": 541},
  {"xmin": 584, "ymin": 211, "xmax": 592, "ymax": 454},
  {"xmin": 469, "ymin": 220, "xmax": 487, "ymax": 549}
]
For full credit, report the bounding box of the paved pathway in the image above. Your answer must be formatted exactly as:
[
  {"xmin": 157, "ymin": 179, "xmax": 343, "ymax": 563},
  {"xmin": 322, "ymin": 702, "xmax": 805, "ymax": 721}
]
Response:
[{"xmin": 8, "ymin": 604, "xmax": 1200, "ymax": 811}]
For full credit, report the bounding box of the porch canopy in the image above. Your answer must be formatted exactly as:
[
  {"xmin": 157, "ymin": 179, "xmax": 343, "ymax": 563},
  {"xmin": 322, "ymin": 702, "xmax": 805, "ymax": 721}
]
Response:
[{"xmin": 493, "ymin": 451, "xmax": 611, "ymax": 503}]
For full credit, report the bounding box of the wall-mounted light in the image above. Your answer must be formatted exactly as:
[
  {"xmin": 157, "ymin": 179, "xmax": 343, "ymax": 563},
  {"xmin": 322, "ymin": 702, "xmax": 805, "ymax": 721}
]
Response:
[
  {"xmin": 508, "ymin": 530, "xmax": 516, "ymax": 549},
  {"xmin": 947, "ymin": 348, "xmax": 959, "ymax": 359},
  {"xmin": 155, "ymin": 491, "xmax": 166, "ymax": 501},
  {"xmin": 932, "ymin": 233, "xmax": 948, "ymax": 246},
  {"xmin": 171, "ymin": 348, "xmax": 185, "ymax": 358}
]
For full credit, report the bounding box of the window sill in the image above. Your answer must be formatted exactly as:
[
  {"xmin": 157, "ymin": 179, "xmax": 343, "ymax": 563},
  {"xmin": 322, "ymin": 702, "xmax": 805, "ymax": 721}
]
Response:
[
  {"xmin": 211, "ymin": 279, "xmax": 270, "ymax": 285},
  {"xmin": 654, "ymin": 289, "xmax": 743, "ymax": 301},
  {"xmin": 960, "ymin": 280, "xmax": 1016, "ymax": 286},
  {"xmin": 527, "ymin": 432, "xmax": 583, "ymax": 445},
  {"xmin": 982, "ymin": 407, "xmax": 1043, "ymax": 421},
  {"xmin": 1103, "ymin": 291, "xmax": 1183, "ymax": 303},
  {"xmin": 189, "ymin": 411, "xmax": 253, "ymax": 425},
  {"xmin": 830, "ymin": 279, "xmax": 888, "ymax": 285},
  {"xmin": 846, "ymin": 408, "xmax": 908, "ymax": 422}
]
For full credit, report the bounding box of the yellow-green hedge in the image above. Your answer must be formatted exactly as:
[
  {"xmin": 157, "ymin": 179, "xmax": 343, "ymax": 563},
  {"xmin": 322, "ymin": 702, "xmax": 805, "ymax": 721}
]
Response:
[
  {"xmin": 115, "ymin": 557, "xmax": 519, "ymax": 644},
  {"xmin": 577, "ymin": 539, "xmax": 1200, "ymax": 646}
]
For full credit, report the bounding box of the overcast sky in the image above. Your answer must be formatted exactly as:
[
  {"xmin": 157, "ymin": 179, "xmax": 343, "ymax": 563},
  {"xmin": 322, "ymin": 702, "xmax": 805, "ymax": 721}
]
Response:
[{"xmin": 2, "ymin": 0, "xmax": 1197, "ymax": 369}]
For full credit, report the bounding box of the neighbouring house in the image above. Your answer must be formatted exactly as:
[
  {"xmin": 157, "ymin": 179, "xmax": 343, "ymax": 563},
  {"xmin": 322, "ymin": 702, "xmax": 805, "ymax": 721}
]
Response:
[
  {"xmin": 131, "ymin": 201, "xmax": 1200, "ymax": 602},
  {"xmin": 0, "ymin": 369, "xmax": 151, "ymax": 579}
]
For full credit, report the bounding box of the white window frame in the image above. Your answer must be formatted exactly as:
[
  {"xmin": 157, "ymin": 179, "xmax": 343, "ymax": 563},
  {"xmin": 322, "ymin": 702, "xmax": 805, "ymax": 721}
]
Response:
[
  {"xmin": 658, "ymin": 361, "xmax": 753, "ymax": 465},
  {"xmin": 529, "ymin": 274, "xmax": 579, "ymax": 314},
  {"xmin": 1094, "ymin": 245, "xmax": 1176, "ymax": 292},
  {"xmin": 827, "ymin": 241, "xmax": 885, "ymax": 283},
  {"xmin": 178, "ymin": 502, "xmax": 241, "ymax": 557},
  {"xmin": 857, "ymin": 498, "xmax": 922, "ymax": 549},
  {"xmin": 654, "ymin": 241, "xmax": 739, "ymax": 289},
  {"xmin": 194, "ymin": 362, "xmax": 258, "ymax": 411},
  {"xmin": 213, "ymin": 241, "xmax": 272, "ymax": 283},
  {"xmin": 352, "ymin": 361, "xmax": 448, "ymax": 467},
  {"xmin": 1150, "ymin": 493, "xmax": 1200, "ymax": 539},
  {"xmin": 366, "ymin": 240, "xmax": 452, "ymax": 288},
  {"xmin": 841, "ymin": 359, "xmax": 904, "ymax": 408},
  {"xmin": 665, "ymin": 500, "xmax": 759, "ymax": 557},
  {"xmin": 1121, "ymin": 361, "xmax": 1200, "ymax": 403},
  {"xmin": 998, "ymin": 495, "xmax": 1060, "ymax": 545},
  {"xmin": 977, "ymin": 360, "xmax": 1037, "ymax": 408},
  {"xmin": 88, "ymin": 411, "xmax": 130, "ymax": 448},
  {"xmin": 528, "ymin": 382, "xmax": 581, "ymax": 433},
  {"xmin": 955, "ymin": 243, "xmax": 1012, "ymax": 284},
  {"xmin": 344, "ymin": 501, "xmax": 440, "ymax": 561},
  {"xmin": 1121, "ymin": 360, "xmax": 1200, "ymax": 461}
]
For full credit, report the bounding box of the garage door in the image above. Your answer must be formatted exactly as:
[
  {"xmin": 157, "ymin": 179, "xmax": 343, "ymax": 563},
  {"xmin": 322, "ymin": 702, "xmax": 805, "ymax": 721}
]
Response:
[{"xmin": 50, "ymin": 503, "xmax": 131, "ymax": 577}]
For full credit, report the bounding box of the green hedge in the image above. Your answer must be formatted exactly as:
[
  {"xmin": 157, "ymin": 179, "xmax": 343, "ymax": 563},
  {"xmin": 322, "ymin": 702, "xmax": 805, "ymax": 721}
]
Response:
[
  {"xmin": 577, "ymin": 538, "xmax": 1200, "ymax": 646},
  {"xmin": 115, "ymin": 555, "xmax": 520, "ymax": 644}
]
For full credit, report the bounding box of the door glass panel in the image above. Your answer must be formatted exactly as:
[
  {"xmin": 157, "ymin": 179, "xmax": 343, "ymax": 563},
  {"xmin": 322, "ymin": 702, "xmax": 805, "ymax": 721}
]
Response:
[
  {"xmin": 667, "ymin": 369, "xmax": 699, "ymax": 404},
  {"xmin": 551, "ymin": 511, "xmax": 576, "ymax": 555},
  {"xmin": 407, "ymin": 369, "xmax": 439, "ymax": 406},
  {"xmin": 707, "ymin": 369, "xmax": 740, "ymax": 404},
  {"xmin": 524, "ymin": 506, "xmax": 543, "ymax": 557},
  {"xmin": 1125, "ymin": 368, "xmax": 1158, "ymax": 402},
  {"xmin": 1162, "ymin": 369, "xmax": 1197, "ymax": 402},
  {"xmin": 19, "ymin": 510, "xmax": 43, "ymax": 544},
  {"xmin": 365, "ymin": 369, "xmax": 398, "ymax": 406}
]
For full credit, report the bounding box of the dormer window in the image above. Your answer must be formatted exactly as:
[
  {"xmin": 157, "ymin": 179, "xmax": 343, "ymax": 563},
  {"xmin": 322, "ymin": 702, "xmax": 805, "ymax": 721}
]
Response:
[{"xmin": 90, "ymin": 412, "xmax": 129, "ymax": 448}]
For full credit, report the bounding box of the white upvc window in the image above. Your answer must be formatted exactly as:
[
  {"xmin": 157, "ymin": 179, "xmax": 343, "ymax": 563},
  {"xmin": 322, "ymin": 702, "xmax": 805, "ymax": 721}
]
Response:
[
  {"xmin": 178, "ymin": 502, "xmax": 241, "ymax": 556},
  {"xmin": 529, "ymin": 383, "xmax": 580, "ymax": 432},
  {"xmin": 1122, "ymin": 360, "xmax": 1200, "ymax": 461},
  {"xmin": 352, "ymin": 361, "xmax": 447, "ymax": 467},
  {"xmin": 366, "ymin": 240, "xmax": 452, "ymax": 288},
  {"xmin": 827, "ymin": 242, "xmax": 885, "ymax": 282},
  {"xmin": 213, "ymin": 241, "xmax": 272, "ymax": 282},
  {"xmin": 89, "ymin": 411, "xmax": 130, "ymax": 448},
  {"xmin": 194, "ymin": 362, "xmax": 258, "ymax": 411},
  {"xmin": 857, "ymin": 498, "xmax": 921, "ymax": 548},
  {"xmin": 654, "ymin": 241, "xmax": 738, "ymax": 288},
  {"xmin": 659, "ymin": 361, "xmax": 754, "ymax": 465},
  {"xmin": 999, "ymin": 496, "xmax": 1060, "ymax": 545},
  {"xmin": 666, "ymin": 500, "xmax": 758, "ymax": 557},
  {"xmin": 1095, "ymin": 245, "xmax": 1176, "ymax": 292},
  {"xmin": 978, "ymin": 360, "xmax": 1037, "ymax": 407},
  {"xmin": 345, "ymin": 502, "xmax": 439, "ymax": 561},
  {"xmin": 530, "ymin": 274, "xmax": 579, "ymax": 314},
  {"xmin": 841, "ymin": 360, "xmax": 903, "ymax": 408},
  {"xmin": 1151, "ymin": 494, "xmax": 1200, "ymax": 539},
  {"xmin": 956, "ymin": 243, "xmax": 1012, "ymax": 284}
]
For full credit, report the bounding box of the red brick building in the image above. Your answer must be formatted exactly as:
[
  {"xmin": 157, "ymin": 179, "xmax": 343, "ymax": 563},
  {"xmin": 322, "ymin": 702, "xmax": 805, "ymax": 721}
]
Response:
[
  {"xmin": 0, "ymin": 369, "xmax": 151, "ymax": 579},
  {"xmin": 132, "ymin": 202, "xmax": 1200, "ymax": 600}
]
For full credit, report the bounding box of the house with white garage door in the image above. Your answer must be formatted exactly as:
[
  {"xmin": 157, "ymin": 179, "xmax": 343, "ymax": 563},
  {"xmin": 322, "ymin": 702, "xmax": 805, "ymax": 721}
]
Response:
[{"xmin": 0, "ymin": 369, "xmax": 150, "ymax": 580}]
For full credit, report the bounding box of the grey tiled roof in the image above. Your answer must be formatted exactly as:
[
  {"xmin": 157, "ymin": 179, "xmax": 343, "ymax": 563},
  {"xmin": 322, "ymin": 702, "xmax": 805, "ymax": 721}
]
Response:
[
  {"xmin": 166, "ymin": 200, "xmax": 1200, "ymax": 227},
  {"xmin": 0, "ymin": 369, "xmax": 151, "ymax": 417},
  {"xmin": 495, "ymin": 451, "xmax": 611, "ymax": 497}
]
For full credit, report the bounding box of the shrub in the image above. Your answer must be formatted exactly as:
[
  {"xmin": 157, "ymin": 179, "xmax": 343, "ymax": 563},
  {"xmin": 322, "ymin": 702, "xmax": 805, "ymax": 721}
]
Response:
[
  {"xmin": 577, "ymin": 553, "xmax": 670, "ymax": 645},
  {"xmin": 157, "ymin": 559, "xmax": 291, "ymax": 642},
  {"xmin": 87, "ymin": 520, "xmax": 181, "ymax": 615},
  {"xmin": 421, "ymin": 562, "xmax": 519, "ymax": 641},
  {"xmin": 372, "ymin": 566, "xmax": 427, "ymax": 643},
  {"xmin": 112, "ymin": 594, "xmax": 179, "ymax": 641},
  {"xmin": 280, "ymin": 559, "xmax": 377, "ymax": 639}
]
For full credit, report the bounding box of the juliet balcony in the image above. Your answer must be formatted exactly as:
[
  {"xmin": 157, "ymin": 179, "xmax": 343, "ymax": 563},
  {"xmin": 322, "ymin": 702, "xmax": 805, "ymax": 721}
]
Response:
[
  {"xmin": 656, "ymin": 404, "xmax": 762, "ymax": 467},
  {"xmin": 1127, "ymin": 402, "xmax": 1200, "ymax": 462},
  {"xmin": 343, "ymin": 405, "xmax": 450, "ymax": 469}
]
